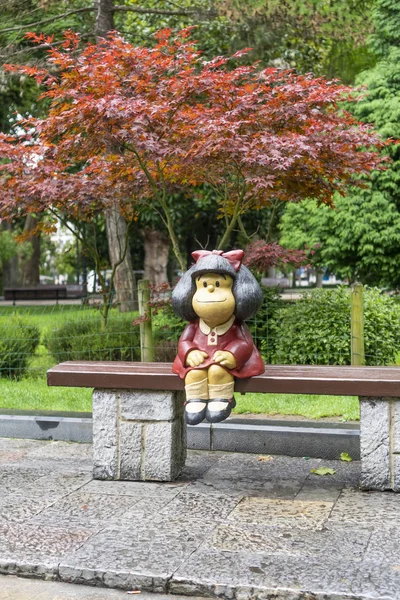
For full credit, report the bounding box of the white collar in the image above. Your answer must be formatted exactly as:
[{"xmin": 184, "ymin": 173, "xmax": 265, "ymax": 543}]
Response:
[{"xmin": 199, "ymin": 315, "xmax": 235, "ymax": 335}]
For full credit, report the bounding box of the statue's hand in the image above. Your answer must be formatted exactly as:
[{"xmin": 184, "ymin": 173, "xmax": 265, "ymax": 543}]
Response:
[
  {"xmin": 213, "ymin": 350, "xmax": 237, "ymax": 369},
  {"xmin": 186, "ymin": 350, "xmax": 209, "ymax": 367}
]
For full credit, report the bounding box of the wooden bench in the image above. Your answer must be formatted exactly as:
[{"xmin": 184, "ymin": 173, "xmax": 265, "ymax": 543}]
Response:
[
  {"xmin": 47, "ymin": 361, "xmax": 400, "ymax": 491},
  {"xmin": 4, "ymin": 284, "xmax": 86, "ymax": 304}
]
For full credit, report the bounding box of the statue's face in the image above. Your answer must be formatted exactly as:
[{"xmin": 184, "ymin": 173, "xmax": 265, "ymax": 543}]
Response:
[{"xmin": 192, "ymin": 272, "xmax": 235, "ymax": 325}]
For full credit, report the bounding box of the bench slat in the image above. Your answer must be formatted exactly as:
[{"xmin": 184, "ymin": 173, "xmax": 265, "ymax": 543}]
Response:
[{"xmin": 47, "ymin": 362, "xmax": 400, "ymax": 397}]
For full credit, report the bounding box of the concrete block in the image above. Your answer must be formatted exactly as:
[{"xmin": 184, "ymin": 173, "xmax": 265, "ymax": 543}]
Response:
[
  {"xmin": 212, "ymin": 422, "xmax": 360, "ymax": 460},
  {"xmin": 392, "ymin": 398, "xmax": 400, "ymax": 454},
  {"xmin": 186, "ymin": 422, "xmax": 211, "ymax": 450},
  {"xmin": 143, "ymin": 420, "xmax": 186, "ymax": 481},
  {"xmin": 119, "ymin": 422, "xmax": 142, "ymax": 480},
  {"xmin": 92, "ymin": 390, "xmax": 119, "ymax": 480},
  {"xmin": 119, "ymin": 390, "xmax": 177, "ymax": 421},
  {"xmin": 392, "ymin": 454, "xmax": 400, "ymax": 493},
  {"xmin": 359, "ymin": 397, "xmax": 390, "ymax": 490}
]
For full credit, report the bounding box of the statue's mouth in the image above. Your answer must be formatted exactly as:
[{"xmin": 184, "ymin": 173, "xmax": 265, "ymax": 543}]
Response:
[{"xmin": 197, "ymin": 299, "xmax": 227, "ymax": 303}]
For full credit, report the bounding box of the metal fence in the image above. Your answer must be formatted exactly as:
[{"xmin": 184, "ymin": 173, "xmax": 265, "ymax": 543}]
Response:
[{"xmin": 0, "ymin": 283, "xmax": 399, "ymax": 382}]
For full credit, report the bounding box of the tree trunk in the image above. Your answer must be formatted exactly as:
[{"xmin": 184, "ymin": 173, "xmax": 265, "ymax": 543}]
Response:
[
  {"xmin": 143, "ymin": 229, "xmax": 170, "ymax": 286},
  {"xmin": 95, "ymin": 0, "xmax": 137, "ymax": 312},
  {"xmin": 94, "ymin": 0, "xmax": 114, "ymax": 38},
  {"xmin": 316, "ymin": 269, "xmax": 324, "ymax": 288},
  {"xmin": 1, "ymin": 221, "xmax": 20, "ymax": 289},
  {"xmin": 106, "ymin": 205, "xmax": 137, "ymax": 311},
  {"xmin": 20, "ymin": 214, "xmax": 41, "ymax": 286}
]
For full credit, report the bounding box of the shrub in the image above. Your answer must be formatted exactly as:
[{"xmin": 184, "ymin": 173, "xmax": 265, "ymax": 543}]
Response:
[
  {"xmin": 271, "ymin": 287, "xmax": 400, "ymax": 366},
  {"xmin": 248, "ymin": 285, "xmax": 285, "ymax": 363},
  {"xmin": 45, "ymin": 315, "xmax": 140, "ymax": 363},
  {"xmin": 0, "ymin": 316, "xmax": 40, "ymax": 379}
]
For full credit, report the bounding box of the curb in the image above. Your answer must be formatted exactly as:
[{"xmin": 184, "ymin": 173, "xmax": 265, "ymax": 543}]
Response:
[{"xmin": 0, "ymin": 411, "xmax": 360, "ymax": 460}]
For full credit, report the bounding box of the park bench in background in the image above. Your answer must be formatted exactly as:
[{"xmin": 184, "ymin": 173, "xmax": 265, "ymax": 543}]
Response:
[
  {"xmin": 4, "ymin": 284, "xmax": 86, "ymax": 303},
  {"xmin": 47, "ymin": 361, "xmax": 400, "ymax": 491}
]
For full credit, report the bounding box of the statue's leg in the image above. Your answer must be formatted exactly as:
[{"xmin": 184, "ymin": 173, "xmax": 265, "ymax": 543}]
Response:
[
  {"xmin": 184, "ymin": 369, "xmax": 208, "ymax": 426},
  {"xmin": 206, "ymin": 364, "xmax": 236, "ymax": 423}
]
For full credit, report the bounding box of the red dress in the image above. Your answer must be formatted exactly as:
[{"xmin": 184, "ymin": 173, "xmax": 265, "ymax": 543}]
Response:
[{"xmin": 172, "ymin": 317, "xmax": 265, "ymax": 379}]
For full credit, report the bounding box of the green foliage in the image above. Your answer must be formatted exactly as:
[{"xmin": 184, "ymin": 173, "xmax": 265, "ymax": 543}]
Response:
[
  {"xmin": 280, "ymin": 192, "xmax": 400, "ymax": 289},
  {"xmin": 45, "ymin": 315, "xmax": 140, "ymax": 362},
  {"xmin": 370, "ymin": 0, "xmax": 400, "ymax": 57},
  {"xmin": 151, "ymin": 300, "xmax": 185, "ymax": 362},
  {"xmin": 272, "ymin": 287, "xmax": 400, "ymax": 366},
  {"xmin": 0, "ymin": 316, "xmax": 40, "ymax": 379},
  {"xmin": 217, "ymin": 0, "xmax": 375, "ymax": 81},
  {"xmin": 0, "ymin": 230, "xmax": 18, "ymax": 264}
]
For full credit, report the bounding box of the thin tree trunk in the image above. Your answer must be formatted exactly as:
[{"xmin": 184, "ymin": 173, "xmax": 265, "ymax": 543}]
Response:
[
  {"xmin": 316, "ymin": 269, "xmax": 324, "ymax": 288},
  {"xmin": 106, "ymin": 205, "xmax": 137, "ymax": 311},
  {"xmin": 1, "ymin": 221, "xmax": 20, "ymax": 288},
  {"xmin": 96, "ymin": 0, "xmax": 137, "ymax": 312},
  {"xmin": 20, "ymin": 214, "xmax": 41, "ymax": 286},
  {"xmin": 143, "ymin": 229, "xmax": 170, "ymax": 285}
]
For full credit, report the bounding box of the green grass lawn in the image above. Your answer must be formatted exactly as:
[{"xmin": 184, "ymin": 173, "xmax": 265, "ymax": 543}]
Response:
[
  {"xmin": 233, "ymin": 392, "xmax": 359, "ymax": 420},
  {"xmin": 0, "ymin": 303, "xmax": 360, "ymax": 420}
]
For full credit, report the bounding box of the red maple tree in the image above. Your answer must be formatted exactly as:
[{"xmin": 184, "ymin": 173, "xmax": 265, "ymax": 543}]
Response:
[{"xmin": 0, "ymin": 28, "xmax": 387, "ymax": 273}]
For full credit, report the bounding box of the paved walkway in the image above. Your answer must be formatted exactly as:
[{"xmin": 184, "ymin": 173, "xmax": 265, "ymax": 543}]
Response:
[{"xmin": 1, "ymin": 438, "xmax": 399, "ymax": 600}]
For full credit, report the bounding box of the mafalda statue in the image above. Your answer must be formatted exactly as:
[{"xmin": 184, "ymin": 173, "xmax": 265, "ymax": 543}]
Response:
[{"xmin": 172, "ymin": 249, "xmax": 265, "ymax": 425}]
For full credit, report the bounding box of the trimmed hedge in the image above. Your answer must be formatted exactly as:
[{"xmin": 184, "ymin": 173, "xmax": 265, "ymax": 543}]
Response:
[
  {"xmin": 0, "ymin": 317, "xmax": 40, "ymax": 379},
  {"xmin": 45, "ymin": 315, "xmax": 140, "ymax": 363},
  {"xmin": 271, "ymin": 287, "xmax": 400, "ymax": 366}
]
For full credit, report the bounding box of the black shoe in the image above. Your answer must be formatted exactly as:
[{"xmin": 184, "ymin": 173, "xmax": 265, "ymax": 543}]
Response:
[
  {"xmin": 184, "ymin": 398, "xmax": 208, "ymax": 426},
  {"xmin": 205, "ymin": 397, "xmax": 236, "ymax": 423}
]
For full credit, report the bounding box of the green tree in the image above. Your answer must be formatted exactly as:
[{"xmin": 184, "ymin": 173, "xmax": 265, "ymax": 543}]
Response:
[
  {"xmin": 281, "ymin": 0, "xmax": 400, "ymax": 289},
  {"xmin": 280, "ymin": 193, "xmax": 400, "ymax": 287}
]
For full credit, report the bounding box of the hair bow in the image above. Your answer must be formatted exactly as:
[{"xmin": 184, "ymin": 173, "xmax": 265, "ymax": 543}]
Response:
[{"xmin": 191, "ymin": 249, "xmax": 244, "ymax": 272}]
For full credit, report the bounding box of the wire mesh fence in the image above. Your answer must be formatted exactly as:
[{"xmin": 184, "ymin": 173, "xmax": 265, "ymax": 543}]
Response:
[{"xmin": 0, "ymin": 284, "xmax": 399, "ymax": 383}]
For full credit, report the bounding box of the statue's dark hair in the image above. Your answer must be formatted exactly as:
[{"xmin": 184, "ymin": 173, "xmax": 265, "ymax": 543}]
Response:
[{"xmin": 172, "ymin": 254, "xmax": 263, "ymax": 322}]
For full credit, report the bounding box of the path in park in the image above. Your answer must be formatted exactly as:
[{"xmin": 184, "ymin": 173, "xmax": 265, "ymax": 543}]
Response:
[{"xmin": 0, "ymin": 437, "xmax": 399, "ymax": 600}]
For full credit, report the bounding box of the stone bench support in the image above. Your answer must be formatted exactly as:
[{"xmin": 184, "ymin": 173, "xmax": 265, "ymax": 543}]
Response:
[
  {"xmin": 360, "ymin": 396, "xmax": 400, "ymax": 492},
  {"xmin": 92, "ymin": 388, "xmax": 186, "ymax": 481}
]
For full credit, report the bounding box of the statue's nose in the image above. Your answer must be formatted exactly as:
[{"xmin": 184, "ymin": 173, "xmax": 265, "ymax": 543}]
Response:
[{"xmin": 208, "ymin": 284, "xmax": 215, "ymax": 292}]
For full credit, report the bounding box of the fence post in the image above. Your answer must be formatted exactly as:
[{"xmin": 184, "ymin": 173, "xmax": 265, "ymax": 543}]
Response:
[
  {"xmin": 351, "ymin": 282, "xmax": 365, "ymax": 366},
  {"xmin": 138, "ymin": 279, "xmax": 155, "ymax": 362}
]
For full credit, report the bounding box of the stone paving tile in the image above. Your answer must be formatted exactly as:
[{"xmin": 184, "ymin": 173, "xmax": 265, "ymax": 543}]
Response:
[
  {"xmin": 207, "ymin": 521, "xmax": 372, "ymax": 561},
  {"xmin": 202, "ymin": 453, "xmax": 323, "ymax": 482},
  {"xmin": 305, "ymin": 460, "xmax": 361, "ymax": 487},
  {"xmin": 158, "ymin": 489, "xmax": 240, "ymax": 523},
  {"xmin": 2, "ymin": 472, "xmax": 90, "ymax": 500},
  {"xmin": 0, "ymin": 468, "xmax": 48, "ymax": 494},
  {"xmin": 191, "ymin": 477, "xmax": 305, "ymax": 499},
  {"xmin": 363, "ymin": 525, "xmax": 400, "ymax": 564},
  {"xmin": 328, "ymin": 488, "xmax": 400, "ymax": 527},
  {"xmin": 108, "ymin": 496, "xmax": 179, "ymax": 527},
  {"xmin": 24, "ymin": 441, "xmax": 93, "ymax": 462},
  {"xmin": 170, "ymin": 549, "xmax": 399, "ymax": 599},
  {"xmin": 59, "ymin": 515, "xmax": 219, "ymax": 581},
  {"xmin": 28, "ymin": 491, "xmax": 137, "ymax": 527},
  {"xmin": 0, "ymin": 495, "xmax": 54, "ymax": 524},
  {"xmin": 294, "ymin": 480, "xmax": 345, "ymax": 502},
  {"xmin": 82, "ymin": 479, "xmax": 186, "ymax": 498},
  {"xmin": 0, "ymin": 522, "xmax": 95, "ymax": 562},
  {"xmin": 227, "ymin": 496, "xmax": 334, "ymax": 530},
  {"xmin": 176, "ymin": 450, "xmax": 220, "ymax": 482}
]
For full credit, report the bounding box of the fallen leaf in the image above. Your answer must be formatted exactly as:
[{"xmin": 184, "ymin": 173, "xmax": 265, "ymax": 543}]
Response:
[
  {"xmin": 127, "ymin": 592, "xmax": 141, "ymax": 595},
  {"xmin": 340, "ymin": 452, "xmax": 352, "ymax": 462},
  {"xmin": 310, "ymin": 467, "xmax": 336, "ymax": 476},
  {"xmin": 81, "ymin": 504, "xmax": 88, "ymax": 510},
  {"xmin": 257, "ymin": 455, "xmax": 273, "ymax": 462}
]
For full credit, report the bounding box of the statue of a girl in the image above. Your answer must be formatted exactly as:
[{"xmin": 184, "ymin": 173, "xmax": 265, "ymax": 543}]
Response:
[{"xmin": 172, "ymin": 249, "xmax": 265, "ymax": 425}]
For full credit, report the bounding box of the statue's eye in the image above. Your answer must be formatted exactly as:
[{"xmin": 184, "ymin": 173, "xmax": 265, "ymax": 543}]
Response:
[
  {"xmin": 203, "ymin": 281, "xmax": 207, "ymax": 288},
  {"xmin": 215, "ymin": 281, "xmax": 220, "ymax": 287}
]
